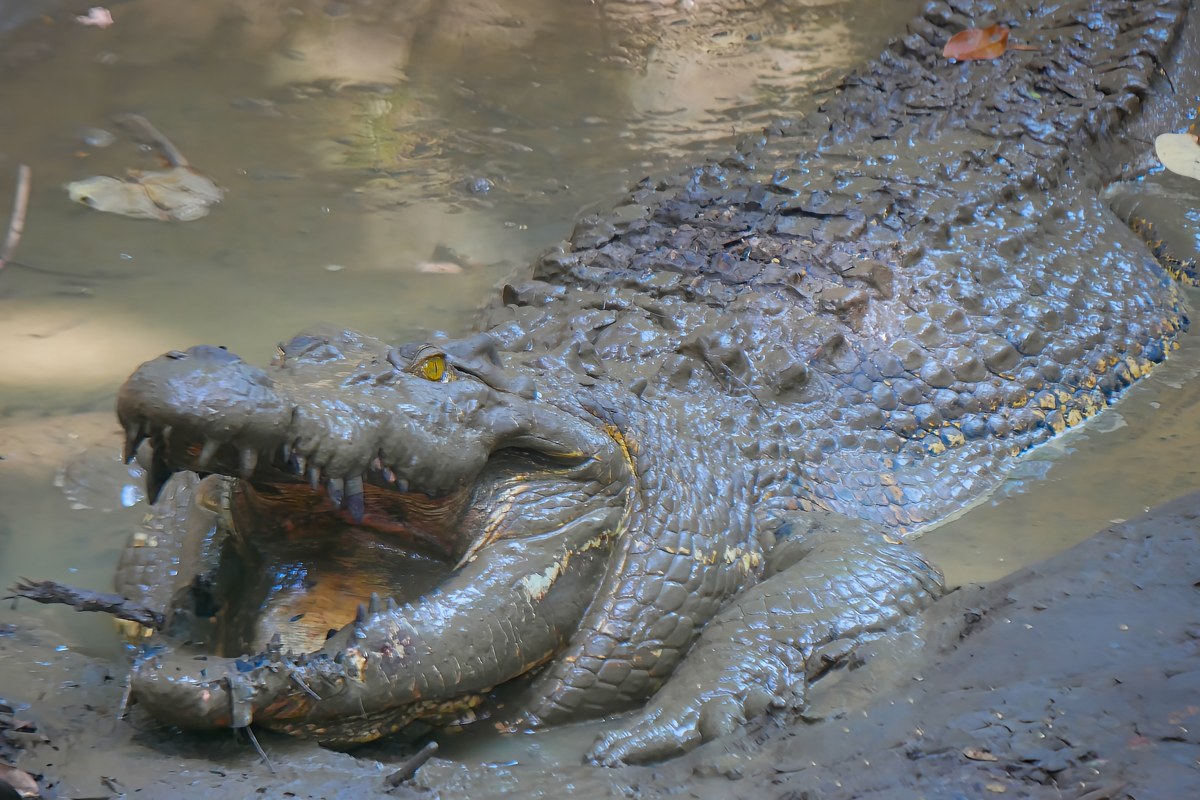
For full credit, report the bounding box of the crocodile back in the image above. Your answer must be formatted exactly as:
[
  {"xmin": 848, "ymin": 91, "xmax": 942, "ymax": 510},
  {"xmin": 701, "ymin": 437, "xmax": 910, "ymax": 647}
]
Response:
[{"xmin": 485, "ymin": 0, "xmax": 1192, "ymax": 718}]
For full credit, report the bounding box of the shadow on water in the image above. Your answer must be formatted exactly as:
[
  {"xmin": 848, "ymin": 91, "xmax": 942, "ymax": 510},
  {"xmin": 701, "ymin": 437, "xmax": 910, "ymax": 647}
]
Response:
[{"xmin": 2, "ymin": 0, "xmax": 1199, "ymax": 771}]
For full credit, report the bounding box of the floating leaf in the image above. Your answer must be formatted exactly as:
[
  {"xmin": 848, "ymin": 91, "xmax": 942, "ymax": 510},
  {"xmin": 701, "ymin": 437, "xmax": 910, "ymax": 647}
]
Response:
[
  {"xmin": 66, "ymin": 115, "xmax": 223, "ymax": 222},
  {"xmin": 962, "ymin": 746, "xmax": 999, "ymax": 761},
  {"xmin": 942, "ymin": 24, "xmax": 1039, "ymax": 61},
  {"xmin": 1155, "ymin": 132, "xmax": 1200, "ymax": 181}
]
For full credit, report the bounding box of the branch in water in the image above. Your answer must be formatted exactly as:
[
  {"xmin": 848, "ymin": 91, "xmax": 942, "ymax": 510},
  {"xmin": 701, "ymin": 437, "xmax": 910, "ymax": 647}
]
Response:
[
  {"xmin": 8, "ymin": 579, "xmax": 164, "ymax": 630},
  {"xmin": 0, "ymin": 164, "xmax": 31, "ymax": 272}
]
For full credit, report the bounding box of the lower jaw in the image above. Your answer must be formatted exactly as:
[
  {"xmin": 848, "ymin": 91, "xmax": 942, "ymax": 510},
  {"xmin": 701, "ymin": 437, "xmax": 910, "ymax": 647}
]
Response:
[
  {"xmin": 131, "ymin": 481, "xmax": 624, "ymax": 742},
  {"xmin": 197, "ymin": 483, "xmax": 458, "ymax": 655}
]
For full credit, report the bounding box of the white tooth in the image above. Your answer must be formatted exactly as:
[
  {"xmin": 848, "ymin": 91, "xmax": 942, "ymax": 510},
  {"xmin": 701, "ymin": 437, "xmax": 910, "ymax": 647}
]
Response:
[
  {"xmin": 198, "ymin": 439, "xmax": 220, "ymax": 468},
  {"xmin": 239, "ymin": 448, "xmax": 258, "ymax": 478},
  {"xmin": 327, "ymin": 477, "xmax": 345, "ymax": 508}
]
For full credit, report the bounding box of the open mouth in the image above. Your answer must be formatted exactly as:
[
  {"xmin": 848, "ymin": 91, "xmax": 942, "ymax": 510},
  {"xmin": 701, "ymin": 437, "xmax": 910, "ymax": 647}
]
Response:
[
  {"xmin": 115, "ymin": 333, "xmax": 634, "ymax": 744},
  {"xmin": 149, "ymin": 437, "xmax": 603, "ymax": 657}
]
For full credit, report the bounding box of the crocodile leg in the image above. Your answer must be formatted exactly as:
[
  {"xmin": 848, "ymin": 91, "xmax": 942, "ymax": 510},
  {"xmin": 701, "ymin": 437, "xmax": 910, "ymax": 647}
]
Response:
[{"xmin": 587, "ymin": 514, "xmax": 944, "ymax": 765}]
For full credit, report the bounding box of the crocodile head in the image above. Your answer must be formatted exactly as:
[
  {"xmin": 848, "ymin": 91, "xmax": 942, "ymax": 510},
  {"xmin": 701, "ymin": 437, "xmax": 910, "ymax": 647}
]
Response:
[{"xmin": 116, "ymin": 327, "xmax": 634, "ymax": 744}]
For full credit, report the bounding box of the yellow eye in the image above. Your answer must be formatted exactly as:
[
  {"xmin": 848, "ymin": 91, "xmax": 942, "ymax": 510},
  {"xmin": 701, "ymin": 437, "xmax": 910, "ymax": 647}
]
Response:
[{"xmin": 418, "ymin": 354, "xmax": 446, "ymax": 382}]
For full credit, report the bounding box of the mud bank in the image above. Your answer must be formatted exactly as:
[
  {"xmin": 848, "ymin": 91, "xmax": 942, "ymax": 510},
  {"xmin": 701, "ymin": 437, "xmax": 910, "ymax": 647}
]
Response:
[{"xmin": 4, "ymin": 490, "xmax": 1198, "ymax": 798}]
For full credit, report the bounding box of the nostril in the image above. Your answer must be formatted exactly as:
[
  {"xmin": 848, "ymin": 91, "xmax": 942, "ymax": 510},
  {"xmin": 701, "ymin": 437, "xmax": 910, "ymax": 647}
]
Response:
[{"xmin": 166, "ymin": 350, "xmax": 188, "ymax": 360}]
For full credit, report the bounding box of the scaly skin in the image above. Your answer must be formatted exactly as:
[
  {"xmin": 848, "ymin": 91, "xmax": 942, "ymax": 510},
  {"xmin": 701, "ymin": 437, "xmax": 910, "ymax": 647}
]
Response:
[{"xmin": 111, "ymin": 0, "xmax": 1195, "ymax": 765}]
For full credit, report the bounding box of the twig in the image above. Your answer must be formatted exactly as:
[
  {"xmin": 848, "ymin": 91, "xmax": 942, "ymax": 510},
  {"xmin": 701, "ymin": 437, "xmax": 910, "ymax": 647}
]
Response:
[
  {"xmin": 114, "ymin": 113, "xmax": 190, "ymax": 167},
  {"xmin": 384, "ymin": 741, "xmax": 439, "ymax": 789},
  {"xmin": 240, "ymin": 725, "xmax": 276, "ymax": 774},
  {"xmin": 7, "ymin": 578, "xmax": 164, "ymax": 629},
  {"xmin": 0, "ymin": 164, "xmax": 31, "ymax": 273}
]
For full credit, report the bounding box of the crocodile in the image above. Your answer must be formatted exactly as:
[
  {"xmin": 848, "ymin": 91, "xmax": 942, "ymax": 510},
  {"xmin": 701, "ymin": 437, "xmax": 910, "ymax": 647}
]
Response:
[{"xmin": 105, "ymin": 0, "xmax": 1194, "ymax": 767}]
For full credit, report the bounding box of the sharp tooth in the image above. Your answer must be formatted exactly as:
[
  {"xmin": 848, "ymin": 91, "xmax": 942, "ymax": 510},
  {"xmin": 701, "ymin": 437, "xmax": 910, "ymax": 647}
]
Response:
[
  {"xmin": 395, "ymin": 476, "xmax": 410, "ymax": 493},
  {"xmin": 281, "ymin": 442, "xmax": 292, "ymax": 462},
  {"xmin": 291, "ymin": 454, "xmax": 307, "ymax": 475},
  {"xmin": 345, "ymin": 476, "xmax": 365, "ymax": 522},
  {"xmin": 367, "ymin": 592, "xmax": 382, "ymax": 615},
  {"xmin": 385, "ymin": 597, "xmax": 398, "ymax": 612},
  {"xmin": 371, "ymin": 456, "xmax": 383, "ymax": 472},
  {"xmin": 309, "ymin": 467, "xmax": 322, "ymax": 490},
  {"xmin": 239, "ymin": 448, "xmax": 258, "ymax": 478},
  {"xmin": 123, "ymin": 424, "xmax": 147, "ymax": 464},
  {"xmin": 354, "ymin": 603, "xmax": 367, "ymax": 625},
  {"xmin": 327, "ymin": 477, "xmax": 344, "ymax": 509},
  {"xmin": 197, "ymin": 439, "xmax": 220, "ymax": 468},
  {"xmin": 381, "ymin": 467, "xmax": 396, "ymax": 484}
]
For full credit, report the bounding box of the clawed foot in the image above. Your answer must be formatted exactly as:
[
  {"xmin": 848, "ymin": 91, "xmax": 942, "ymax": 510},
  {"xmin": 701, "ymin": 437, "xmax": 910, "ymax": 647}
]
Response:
[{"xmin": 587, "ymin": 686, "xmax": 775, "ymax": 766}]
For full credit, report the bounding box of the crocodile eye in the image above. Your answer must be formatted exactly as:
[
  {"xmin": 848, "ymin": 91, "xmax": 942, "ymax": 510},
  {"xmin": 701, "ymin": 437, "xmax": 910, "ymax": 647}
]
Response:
[{"xmin": 417, "ymin": 354, "xmax": 447, "ymax": 382}]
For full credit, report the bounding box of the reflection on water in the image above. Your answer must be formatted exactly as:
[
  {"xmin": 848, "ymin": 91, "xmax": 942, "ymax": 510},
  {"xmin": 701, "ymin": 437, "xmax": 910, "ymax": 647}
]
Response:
[{"xmin": 1, "ymin": 0, "xmax": 1198, "ymax": 769}]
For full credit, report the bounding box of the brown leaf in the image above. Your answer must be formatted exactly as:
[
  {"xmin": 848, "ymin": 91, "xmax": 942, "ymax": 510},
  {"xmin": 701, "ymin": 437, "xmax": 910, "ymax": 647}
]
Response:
[
  {"xmin": 944, "ymin": 25, "xmax": 1011, "ymax": 61},
  {"xmin": 0, "ymin": 764, "xmax": 40, "ymax": 798}
]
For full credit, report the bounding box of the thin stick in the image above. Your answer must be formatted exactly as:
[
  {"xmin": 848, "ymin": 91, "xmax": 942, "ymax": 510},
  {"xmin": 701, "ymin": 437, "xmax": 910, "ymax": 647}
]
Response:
[
  {"xmin": 240, "ymin": 725, "xmax": 277, "ymax": 774},
  {"xmin": 385, "ymin": 741, "xmax": 439, "ymax": 789},
  {"xmin": 0, "ymin": 164, "xmax": 31, "ymax": 272},
  {"xmin": 289, "ymin": 671, "xmax": 322, "ymax": 701},
  {"xmin": 116, "ymin": 675, "xmax": 134, "ymax": 720},
  {"xmin": 8, "ymin": 578, "xmax": 164, "ymax": 629},
  {"xmin": 114, "ymin": 114, "xmax": 190, "ymax": 167}
]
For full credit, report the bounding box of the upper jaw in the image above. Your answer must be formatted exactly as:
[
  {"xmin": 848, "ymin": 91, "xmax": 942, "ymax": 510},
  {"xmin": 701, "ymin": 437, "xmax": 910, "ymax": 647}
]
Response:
[{"xmin": 117, "ymin": 338, "xmax": 622, "ymax": 519}]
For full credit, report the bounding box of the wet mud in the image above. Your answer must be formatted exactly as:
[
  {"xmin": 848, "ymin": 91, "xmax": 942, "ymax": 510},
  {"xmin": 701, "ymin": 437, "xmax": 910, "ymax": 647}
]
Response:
[{"xmin": 5, "ymin": 491, "xmax": 1199, "ymax": 798}]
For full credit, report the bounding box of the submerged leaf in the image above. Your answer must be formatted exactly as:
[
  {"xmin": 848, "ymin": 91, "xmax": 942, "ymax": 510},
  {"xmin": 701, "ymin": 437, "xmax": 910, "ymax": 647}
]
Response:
[
  {"xmin": 944, "ymin": 25, "xmax": 1011, "ymax": 61},
  {"xmin": 1155, "ymin": 132, "xmax": 1200, "ymax": 181}
]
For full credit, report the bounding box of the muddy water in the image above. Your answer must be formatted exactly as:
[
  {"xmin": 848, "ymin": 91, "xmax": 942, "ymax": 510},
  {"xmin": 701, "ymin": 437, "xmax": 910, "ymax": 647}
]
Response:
[{"xmin": 1, "ymin": 0, "xmax": 1198, "ymax": 771}]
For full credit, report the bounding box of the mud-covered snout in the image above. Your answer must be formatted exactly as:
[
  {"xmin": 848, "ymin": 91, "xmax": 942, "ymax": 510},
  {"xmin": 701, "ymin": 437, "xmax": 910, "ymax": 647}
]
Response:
[
  {"xmin": 118, "ymin": 344, "xmax": 289, "ymax": 466},
  {"xmin": 117, "ymin": 332, "xmax": 620, "ymax": 511},
  {"xmin": 115, "ymin": 336, "xmax": 496, "ymax": 509}
]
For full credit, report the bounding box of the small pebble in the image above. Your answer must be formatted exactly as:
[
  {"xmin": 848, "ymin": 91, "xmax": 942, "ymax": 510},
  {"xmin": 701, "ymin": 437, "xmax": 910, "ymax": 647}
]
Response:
[{"xmin": 324, "ymin": 264, "xmax": 345, "ymax": 272}]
